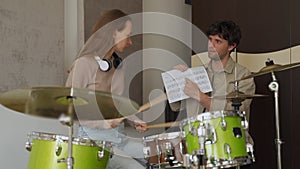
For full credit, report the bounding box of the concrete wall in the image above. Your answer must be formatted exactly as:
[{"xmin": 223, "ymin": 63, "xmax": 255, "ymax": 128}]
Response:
[
  {"xmin": 0, "ymin": 0, "xmax": 67, "ymax": 168},
  {"xmin": 0, "ymin": 0, "xmax": 191, "ymax": 168}
]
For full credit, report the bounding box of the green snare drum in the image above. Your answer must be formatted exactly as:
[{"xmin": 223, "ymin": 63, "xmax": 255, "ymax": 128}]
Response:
[
  {"xmin": 26, "ymin": 131, "xmax": 112, "ymax": 169},
  {"xmin": 182, "ymin": 111, "xmax": 253, "ymax": 168}
]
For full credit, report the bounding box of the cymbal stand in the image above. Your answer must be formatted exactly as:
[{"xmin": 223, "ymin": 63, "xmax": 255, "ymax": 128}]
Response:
[
  {"xmin": 57, "ymin": 95, "xmax": 75, "ymax": 169},
  {"xmin": 232, "ymin": 81, "xmax": 242, "ymax": 111},
  {"xmin": 232, "ymin": 50, "xmax": 248, "ymax": 130},
  {"xmin": 268, "ymin": 71, "xmax": 283, "ymax": 169},
  {"xmin": 232, "ymin": 48, "xmax": 242, "ymax": 112}
]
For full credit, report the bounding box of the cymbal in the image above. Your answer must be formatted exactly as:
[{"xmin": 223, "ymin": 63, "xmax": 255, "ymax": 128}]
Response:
[
  {"xmin": 233, "ymin": 61, "xmax": 300, "ymax": 82},
  {"xmin": 213, "ymin": 91, "xmax": 268, "ymax": 102},
  {"xmin": 0, "ymin": 86, "xmax": 139, "ymax": 120}
]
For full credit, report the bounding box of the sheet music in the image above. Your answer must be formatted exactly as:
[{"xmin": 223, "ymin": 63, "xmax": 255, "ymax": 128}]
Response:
[{"xmin": 161, "ymin": 66, "xmax": 212, "ymax": 103}]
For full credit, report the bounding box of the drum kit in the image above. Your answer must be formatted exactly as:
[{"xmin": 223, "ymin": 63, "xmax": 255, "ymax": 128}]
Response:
[
  {"xmin": 0, "ymin": 86, "xmax": 139, "ymax": 169},
  {"xmin": 1, "ymin": 60, "xmax": 300, "ymax": 169},
  {"xmin": 143, "ymin": 110, "xmax": 254, "ymax": 169},
  {"xmin": 142, "ymin": 111, "xmax": 256, "ymax": 169},
  {"xmin": 142, "ymin": 59, "xmax": 300, "ymax": 169}
]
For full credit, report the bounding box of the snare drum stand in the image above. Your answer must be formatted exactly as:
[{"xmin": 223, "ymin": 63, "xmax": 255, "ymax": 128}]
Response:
[
  {"xmin": 58, "ymin": 96, "xmax": 75, "ymax": 169},
  {"xmin": 268, "ymin": 71, "xmax": 283, "ymax": 169}
]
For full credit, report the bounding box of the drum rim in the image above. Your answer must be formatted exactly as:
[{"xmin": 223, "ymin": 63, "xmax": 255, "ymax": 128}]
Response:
[
  {"xmin": 181, "ymin": 110, "xmax": 241, "ymax": 125},
  {"xmin": 143, "ymin": 131, "xmax": 184, "ymax": 142},
  {"xmin": 206, "ymin": 155, "xmax": 253, "ymax": 168},
  {"xmin": 28, "ymin": 131, "xmax": 112, "ymax": 147}
]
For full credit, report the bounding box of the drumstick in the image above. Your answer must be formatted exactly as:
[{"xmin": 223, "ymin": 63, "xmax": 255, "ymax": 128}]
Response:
[
  {"xmin": 138, "ymin": 93, "xmax": 168, "ymax": 113},
  {"xmin": 145, "ymin": 121, "xmax": 180, "ymax": 129},
  {"xmin": 122, "ymin": 93, "xmax": 167, "ymax": 121}
]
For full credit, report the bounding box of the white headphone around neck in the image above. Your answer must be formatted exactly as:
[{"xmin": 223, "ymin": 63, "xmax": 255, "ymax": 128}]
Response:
[{"xmin": 94, "ymin": 52, "xmax": 123, "ymax": 72}]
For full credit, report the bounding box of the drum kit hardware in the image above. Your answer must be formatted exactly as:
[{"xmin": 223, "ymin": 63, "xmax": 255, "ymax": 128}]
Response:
[
  {"xmin": 1, "ymin": 60, "xmax": 300, "ymax": 169},
  {"xmin": 231, "ymin": 59, "xmax": 300, "ymax": 169}
]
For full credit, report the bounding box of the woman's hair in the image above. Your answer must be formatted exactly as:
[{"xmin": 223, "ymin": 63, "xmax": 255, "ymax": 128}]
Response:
[
  {"xmin": 206, "ymin": 20, "xmax": 241, "ymax": 46},
  {"xmin": 77, "ymin": 9, "xmax": 130, "ymax": 59},
  {"xmin": 92, "ymin": 9, "xmax": 130, "ymax": 34}
]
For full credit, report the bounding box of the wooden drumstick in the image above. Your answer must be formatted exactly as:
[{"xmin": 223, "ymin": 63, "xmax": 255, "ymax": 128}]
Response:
[
  {"xmin": 138, "ymin": 93, "xmax": 168, "ymax": 113},
  {"xmin": 122, "ymin": 93, "xmax": 167, "ymax": 122},
  {"xmin": 145, "ymin": 121, "xmax": 180, "ymax": 129}
]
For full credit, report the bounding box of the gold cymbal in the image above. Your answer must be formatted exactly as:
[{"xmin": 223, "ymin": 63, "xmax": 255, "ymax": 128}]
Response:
[
  {"xmin": 0, "ymin": 86, "xmax": 139, "ymax": 120},
  {"xmin": 213, "ymin": 91, "xmax": 268, "ymax": 102},
  {"xmin": 233, "ymin": 61, "xmax": 300, "ymax": 82}
]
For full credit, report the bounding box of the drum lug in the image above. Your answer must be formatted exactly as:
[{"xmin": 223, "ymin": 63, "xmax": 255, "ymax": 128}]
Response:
[
  {"xmin": 55, "ymin": 138, "xmax": 63, "ymax": 156},
  {"xmin": 110, "ymin": 146, "xmax": 114, "ymax": 158},
  {"xmin": 25, "ymin": 133, "xmax": 33, "ymax": 151},
  {"xmin": 146, "ymin": 163, "xmax": 155, "ymax": 169},
  {"xmin": 207, "ymin": 127, "xmax": 217, "ymax": 144},
  {"xmin": 25, "ymin": 141, "xmax": 32, "ymax": 151},
  {"xmin": 241, "ymin": 120, "xmax": 249, "ymax": 130},
  {"xmin": 196, "ymin": 122, "xmax": 208, "ymax": 168},
  {"xmin": 224, "ymin": 143, "xmax": 233, "ymax": 162},
  {"xmin": 197, "ymin": 122, "xmax": 206, "ymax": 137},
  {"xmin": 155, "ymin": 139, "xmax": 162, "ymax": 165},
  {"xmin": 143, "ymin": 146, "xmax": 151, "ymax": 160},
  {"xmin": 163, "ymin": 142, "xmax": 176, "ymax": 166},
  {"xmin": 238, "ymin": 111, "xmax": 249, "ymax": 129},
  {"xmin": 183, "ymin": 153, "xmax": 207, "ymax": 169},
  {"xmin": 57, "ymin": 157, "xmax": 74, "ymax": 166},
  {"xmin": 183, "ymin": 154, "xmax": 191, "ymax": 168},
  {"xmin": 163, "ymin": 142, "xmax": 173, "ymax": 156},
  {"xmin": 246, "ymin": 143, "xmax": 255, "ymax": 162},
  {"xmin": 191, "ymin": 126, "xmax": 198, "ymax": 136},
  {"xmin": 57, "ymin": 158, "xmax": 65, "ymax": 163},
  {"xmin": 97, "ymin": 150, "xmax": 104, "ymax": 160},
  {"xmin": 97, "ymin": 143, "xmax": 106, "ymax": 160},
  {"xmin": 179, "ymin": 139, "xmax": 186, "ymax": 155},
  {"xmin": 220, "ymin": 117, "xmax": 227, "ymax": 130},
  {"xmin": 55, "ymin": 145, "xmax": 62, "ymax": 156},
  {"xmin": 197, "ymin": 123, "xmax": 217, "ymax": 144}
]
